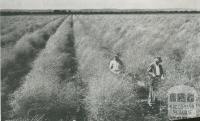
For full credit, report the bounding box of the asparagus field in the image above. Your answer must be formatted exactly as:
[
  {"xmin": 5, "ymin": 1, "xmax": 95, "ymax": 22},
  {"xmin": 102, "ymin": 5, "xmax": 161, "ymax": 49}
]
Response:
[{"xmin": 1, "ymin": 14, "xmax": 200, "ymax": 121}]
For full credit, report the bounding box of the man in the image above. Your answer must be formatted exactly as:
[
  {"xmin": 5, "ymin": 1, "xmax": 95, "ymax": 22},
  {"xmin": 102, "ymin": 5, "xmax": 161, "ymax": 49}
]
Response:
[
  {"xmin": 109, "ymin": 55, "xmax": 124, "ymax": 74},
  {"xmin": 147, "ymin": 57, "xmax": 164, "ymax": 106}
]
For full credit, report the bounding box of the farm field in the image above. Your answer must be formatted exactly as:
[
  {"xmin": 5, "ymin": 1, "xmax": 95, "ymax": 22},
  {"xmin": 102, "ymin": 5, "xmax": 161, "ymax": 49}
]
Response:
[
  {"xmin": 74, "ymin": 14, "xmax": 200, "ymax": 121},
  {"xmin": 1, "ymin": 14, "xmax": 200, "ymax": 121}
]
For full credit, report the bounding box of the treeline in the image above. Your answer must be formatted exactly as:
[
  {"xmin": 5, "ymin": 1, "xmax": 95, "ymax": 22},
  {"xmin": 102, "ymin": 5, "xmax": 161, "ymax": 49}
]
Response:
[{"xmin": 1, "ymin": 9, "xmax": 200, "ymax": 15}]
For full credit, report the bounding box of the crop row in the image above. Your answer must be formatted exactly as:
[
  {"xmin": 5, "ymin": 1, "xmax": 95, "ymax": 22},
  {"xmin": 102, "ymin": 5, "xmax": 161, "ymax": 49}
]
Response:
[
  {"xmin": 10, "ymin": 17, "xmax": 81, "ymax": 121},
  {"xmin": 73, "ymin": 17, "xmax": 143, "ymax": 121},
  {"xmin": 1, "ymin": 15, "xmax": 61, "ymax": 47},
  {"xmin": 1, "ymin": 17, "xmax": 65, "ymax": 120}
]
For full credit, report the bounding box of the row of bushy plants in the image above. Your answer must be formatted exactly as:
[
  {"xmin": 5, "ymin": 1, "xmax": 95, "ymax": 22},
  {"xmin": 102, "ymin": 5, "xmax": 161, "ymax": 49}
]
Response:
[
  {"xmin": 74, "ymin": 16, "xmax": 147, "ymax": 121},
  {"xmin": 10, "ymin": 16, "xmax": 84, "ymax": 121},
  {"xmin": 1, "ymin": 17, "xmax": 65, "ymax": 120},
  {"xmin": 1, "ymin": 15, "xmax": 61, "ymax": 47}
]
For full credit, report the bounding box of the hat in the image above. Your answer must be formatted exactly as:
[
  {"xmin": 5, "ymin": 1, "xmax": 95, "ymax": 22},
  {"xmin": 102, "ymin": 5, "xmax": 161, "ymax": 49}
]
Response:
[
  {"xmin": 113, "ymin": 53, "xmax": 119, "ymax": 58},
  {"xmin": 154, "ymin": 57, "xmax": 162, "ymax": 62}
]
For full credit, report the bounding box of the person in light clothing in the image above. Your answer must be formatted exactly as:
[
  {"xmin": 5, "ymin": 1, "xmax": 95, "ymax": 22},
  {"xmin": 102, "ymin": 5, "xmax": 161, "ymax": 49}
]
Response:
[
  {"xmin": 109, "ymin": 55, "xmax": 124, "ymax": 74},
  {"xmin": 147, "ymin": 57, "xmax": 165, "ymax": 106}
]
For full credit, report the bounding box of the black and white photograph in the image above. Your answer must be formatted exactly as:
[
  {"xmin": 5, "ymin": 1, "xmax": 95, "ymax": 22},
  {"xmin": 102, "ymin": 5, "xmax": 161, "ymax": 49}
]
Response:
[{"xmin": 1, "ymin": 0, "xmax": 200, "ymax": 121}]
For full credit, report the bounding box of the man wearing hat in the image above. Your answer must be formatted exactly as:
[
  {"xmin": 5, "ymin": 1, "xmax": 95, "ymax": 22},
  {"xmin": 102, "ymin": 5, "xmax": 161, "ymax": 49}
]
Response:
[{"xmin": 147, "ymin": 57, "xmax": 165, "ymax": 106}]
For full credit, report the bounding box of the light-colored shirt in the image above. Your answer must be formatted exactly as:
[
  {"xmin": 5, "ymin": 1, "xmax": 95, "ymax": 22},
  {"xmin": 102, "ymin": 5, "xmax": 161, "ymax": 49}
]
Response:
[
  {"xmin": 155, "ymin": 64, "xmax": 160, "ymax": 76},
  {"xmin": 109, "ymin": 60, "xmax": 121, "ymax": 74}
]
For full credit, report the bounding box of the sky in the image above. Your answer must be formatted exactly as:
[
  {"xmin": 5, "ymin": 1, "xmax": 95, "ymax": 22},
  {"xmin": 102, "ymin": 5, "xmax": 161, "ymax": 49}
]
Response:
[{"xmin": 0, "ymin": 0, "xmax": 200, "ymax": 10}]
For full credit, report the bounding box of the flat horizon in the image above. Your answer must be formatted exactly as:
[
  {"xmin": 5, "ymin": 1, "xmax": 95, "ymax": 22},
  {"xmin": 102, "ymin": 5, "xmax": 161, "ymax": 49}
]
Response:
[{"xmin": 1, "ymin": 0, "xmax": 200, "ymax": 10}]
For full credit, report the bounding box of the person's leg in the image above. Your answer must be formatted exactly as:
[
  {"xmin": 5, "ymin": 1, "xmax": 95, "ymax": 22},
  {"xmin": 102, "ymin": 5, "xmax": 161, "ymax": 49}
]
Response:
[
  {"xmin": 152, "ymin": 77, "xmax": 159, "ymax": 103},
  {"xmin": 148, "ymin": 78, "xmax": 153, "ymax": 106},
  {"xmin": 148, "ymin": 86, "xmax": 152, "ymax": 106}
]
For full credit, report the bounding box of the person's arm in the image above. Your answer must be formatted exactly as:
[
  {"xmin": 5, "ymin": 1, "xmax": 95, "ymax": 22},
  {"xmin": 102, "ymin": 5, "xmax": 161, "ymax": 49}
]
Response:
[
  {"xmin": 109, "ymin": 61, "xmax": 114, "ymax": 69},
  {"xmin": 147, "ymin": 64, "xmax": 155, "ymax": 77},
  {"xmin": 119, "ymin": 60, "xmax": 125, "ymax": 72},
  {"xmin": 160, "ymin": 65, "xmax": 165, "ymax": 79}
]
